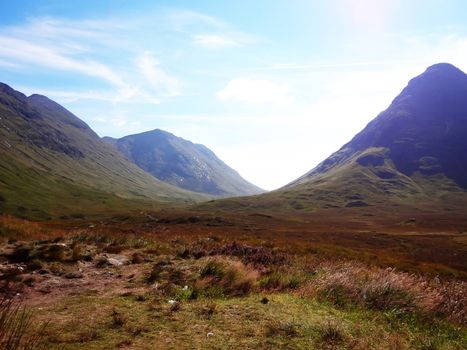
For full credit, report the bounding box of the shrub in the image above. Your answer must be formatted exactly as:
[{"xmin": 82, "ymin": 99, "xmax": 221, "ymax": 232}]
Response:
[
  {"xmin": 432, "ymin": 280, "xmax": 467, "ymax": 324},
  {"xmin": 173, "ymin": 286, "xmax": 196, "ymax": 301},
  {"xmin": 200, "ymin": 260, "xmax": 226, "ymax": 279},
  {"xmin": 103, "ymin": 243, "xmax": 125, "ymax": 254},
  {"xmin": 145, "ymin": 260, "xmax": 174, "ymax": 284},
  {"xmin": 195, "ymin": 257, "xmax": 259, "ymax": 298},
  {"xmin": 131, "ymin": 252, "xmax": 145, "ymax": 264},
  {"xmin": 265, "ymin": 320, "xmax": 299, "ymax": 337},
  {"xmin": 317, "ymin": 320, "xmax": 346, "ymax": 344},
  {"xmin": 300, "ymin": 261, "xmax": 444, "ymax": 315},
  {"xmin": 197, "ymin": 302, "xmax": 216, "ymax": 319},
  {"xmin": 111, "ymin": 309, "xmax": 126, "ymax": 327},
  {"xmin": 259, "ymin": 271, "xmax": 305, "ymax": 291},
  {"xmin": 210, "ymin": 242, "xmax": 287, "ymax": 267}
]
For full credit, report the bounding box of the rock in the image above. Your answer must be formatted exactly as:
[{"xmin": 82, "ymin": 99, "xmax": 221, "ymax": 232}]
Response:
[
  {"xmin": 107, "ymin": 258, "xmax": 124, "ymax": 266},
  {"xmin": 96, "ymin": 254, "xmax": 130, "ymax": 267},
  {"xmin": 1, "ymin": 265, "xmax": 25, "ymax": 279},
  {"xmin": 26, "ymin": 260, "xmax": 43, "ymax": 271},
  {"xmin": 6, "ymin": 244, "xmax": 33, "ymax": 262},
  {"xmin": 64, "ymin": 271, "xmax": 84, "ymax": 279},
  {"xmin": 38, "ymin": 287, "xmax": 51, "ymax": 294},
  {"xmin": 35, "ymin": 243, "xmax": 71, "ymax": 262},
  {"xmin": 95, "ymin": 256, "xmax": 109, "ymax": 268}
]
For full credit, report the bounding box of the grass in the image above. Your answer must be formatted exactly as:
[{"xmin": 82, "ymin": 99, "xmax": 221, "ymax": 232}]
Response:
[
  {"xmin": 0, "ymin": 89, "xmax": 209, "ymax": 220},
  {"xmin": 32, "ymin": 293, "xmax": 466, "ymax": 350},
  {"xmin": 195, "ymin": 257, "xmax": 259, "ymax": 298},
  {"xmin": 0, "ymin": 298, "xmax": 55, "ymax": 350},
  {"xmin": 1, "ymin": 218, "xmax": 466, "ymax": 349}
]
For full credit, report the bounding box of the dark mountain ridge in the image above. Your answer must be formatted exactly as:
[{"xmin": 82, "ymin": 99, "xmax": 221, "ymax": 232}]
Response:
[
  {"xmin": 290, "ymin": 63, "xmax": 467, "ymax": 191},
  {"xmin": 0, "ymin": 83, "xmax": 205, "ymax": 218},
  {"xmin": 104, "ymin": 129, "xmax": 263, "ymax": 197},
  {"xmin": 209, "ymin": 63, "xmax": 467, "ymax": 214}
]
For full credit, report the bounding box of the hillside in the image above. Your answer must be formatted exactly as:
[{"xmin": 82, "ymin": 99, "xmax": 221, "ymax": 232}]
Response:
[
  {"xmin": 0, "ymin": 83, "xmax": 206, "ymax": 219},
  {"xmin": 211, "ymin": 63, "xmax": 467, "ymax": 213},
  {"xmin": 103, "ymin": 129, "xmax": 263, "ymax": 197}
]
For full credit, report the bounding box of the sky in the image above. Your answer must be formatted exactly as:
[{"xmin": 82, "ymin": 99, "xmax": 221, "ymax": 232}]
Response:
[{"xmin": 1, "ymin": 1, "xmax": 467, "ymax": 190}]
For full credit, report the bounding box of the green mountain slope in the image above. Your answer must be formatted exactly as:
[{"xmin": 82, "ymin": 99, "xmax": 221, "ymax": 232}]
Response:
[
  {"xmin": 207, "ymin": 63, "xmax": 467, "ymax": 213},
  {"xmin": 103, "ymin": 129, "xmax": 263, "ymax": 197},
  {"xmin": 0, "ymin": 83, "xmax": 206, "ymax": 218}
]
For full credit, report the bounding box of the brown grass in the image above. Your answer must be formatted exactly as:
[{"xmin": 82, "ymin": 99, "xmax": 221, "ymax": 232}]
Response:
[
  {"xmin": 195, "ymin": 257, "xmax": 259, "ymax": 297},
  {"xmin": 299, "ymin": 260, "xmax": 467, "ymax": 324},
  {"xmin": 0, "ymin": 215, "xmax": 63, "ymax": 241}
]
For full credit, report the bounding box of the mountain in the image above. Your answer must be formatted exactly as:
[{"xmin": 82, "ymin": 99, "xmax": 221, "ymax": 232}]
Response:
[
  {"xmin": 103, "ymin": 129, "xmax": 263, "ymax": 197},
  {"xmin": 0, "ymin": 83, "xmax": 206, "ymax": 219},
  {"xmin": 210, "ymin": 63, "xmax": 467, "ymax": 213}
]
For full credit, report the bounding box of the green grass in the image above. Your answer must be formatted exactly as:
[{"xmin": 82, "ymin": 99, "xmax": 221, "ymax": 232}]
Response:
[
  {"xmin": 34, "ymin": 293, "xmax": 466, "ymax": 350},
  {"xmin": 1, "ymin": 227, "xmax": 465, "ymax": 350},
  {"xmin": 0, "ymin": 88, "xmax": 209, "ymax": 219}
]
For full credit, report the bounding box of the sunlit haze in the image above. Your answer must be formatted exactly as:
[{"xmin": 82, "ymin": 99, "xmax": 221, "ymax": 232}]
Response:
[{"xmin": 1, "ymin": 0, "xmax": 467, "ymax": 190}]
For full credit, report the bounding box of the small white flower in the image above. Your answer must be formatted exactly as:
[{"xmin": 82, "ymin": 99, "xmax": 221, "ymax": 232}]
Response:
[
  {"xmin": 183, "ymin": 285, "xmax": 188, "ymax": 290},
  {"xmin": 168, "ymin": 299, "xmax": 176, "ymax": 305}
]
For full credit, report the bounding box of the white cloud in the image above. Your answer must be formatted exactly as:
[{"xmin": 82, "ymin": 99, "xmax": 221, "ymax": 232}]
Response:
[
  {"xmin": 0, "ymin": 33, "xmax": 140, "ymax": 105},
  {"xmin": 193, "ymin": 34, "xmax": 240, "ymax": 49},
  {"xmin": 0, "ymin": 16, "xmax": 186, "ymax": 105},
  {"xmin": 0, "ymin": 36, "xmax": 126, "ymax": 88},
  {"xmin": 217, "ymin": 78, "xmax": 289, "ymax": 104},
  {"xmin": 137, "ymin": 52, "xmax": 180, "ymax": 97},
  {"xmin": 0, "ymin": 58, "xmax": 22, "ymax": 69},
  {"xmin": 167, "ymin": 10, "xmax": 226, "ymax": 32}
]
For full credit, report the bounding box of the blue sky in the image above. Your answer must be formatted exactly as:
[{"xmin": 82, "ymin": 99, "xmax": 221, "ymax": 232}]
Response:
[{"xmin": 1, "ymin": 1, "xmax": 467, "ymax": 190}]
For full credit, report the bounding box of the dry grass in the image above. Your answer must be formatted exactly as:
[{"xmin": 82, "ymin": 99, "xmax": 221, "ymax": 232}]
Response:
[
  {"xmin": 299, "ymin": 260, "xmax": 467, "ymax": 324},
  {"xmin": 433, "ymin": 279, "xmax": 467, "ymax": 324},
  {"xmin": 0, "ymin": 298, "xmax": 55, "ymax": 350},
  {"xmin": 0, "ymin": 215, "xmax": 466, "ymax": 349},
  {"xmin": 0, "ymin": 215, "xmax": 63, "ymax": 242},
  {"xmin": 195, "ymin": 257, "xmax": 259, "ymax": 297}
]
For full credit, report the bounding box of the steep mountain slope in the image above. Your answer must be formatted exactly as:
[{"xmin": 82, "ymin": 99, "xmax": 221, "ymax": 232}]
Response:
[
  {"xmin": 208, "ymin": 63, "xmax": 467, "ymax": 213},
  {"xmin": 0, "ymin": 83, "xmax": 206, "ymax": 218},
  {"xmin": 103, "ymin": 129, "xmax": 263, "ymax": 197}
]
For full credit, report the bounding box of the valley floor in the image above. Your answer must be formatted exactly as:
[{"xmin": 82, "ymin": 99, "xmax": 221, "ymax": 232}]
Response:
[{"xmin": 0, "ymin": 212, "xmax": 466, "ymax": 349}]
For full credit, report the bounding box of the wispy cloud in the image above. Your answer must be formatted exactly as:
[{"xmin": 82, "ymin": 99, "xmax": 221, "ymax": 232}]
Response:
[
  {"xmin": 217, "ymin": 78, "xmax": 289, "ymax": 104},
  {"xmin": 166, "ymin": 9, "xmax": 226, "ymax": 32},
  {"xmin": 192, "ymin": 32, "xmax": 255, "ymax": 49},
  {"xmin": 0, "ymin": 15, "xmax": 187, "ymax": 104},
  {"xmin": 0, "ymin": 10, "xmax": 256, "ymax": 105},
  {"xmin": 0, "ymin": 36, "xmax": 127, "ymax": 87},
  {"xmin": 137, "ymin": 52, "xmax": 180, "ymax": 97},
  {"xmin": 193, "ymin": 34, "xmax": 240, "ymax": 49}
]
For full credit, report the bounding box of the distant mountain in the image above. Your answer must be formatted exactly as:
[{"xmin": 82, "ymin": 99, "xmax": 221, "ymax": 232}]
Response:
[
  {"xmin": 0, "ymin": 83, "xmax": 205, "ymax": 218},
  {"xmin": 103, "ymin": 129, "xmax": 263, "ymax": 197},
  {"xmin": 213, "ymin": 63, "xmax": 467, "ymax": 212}
]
